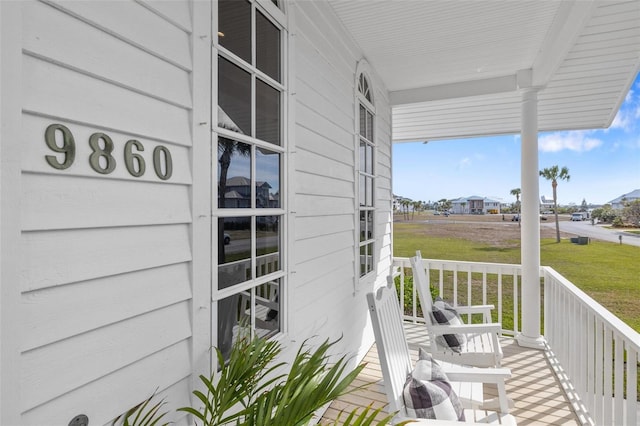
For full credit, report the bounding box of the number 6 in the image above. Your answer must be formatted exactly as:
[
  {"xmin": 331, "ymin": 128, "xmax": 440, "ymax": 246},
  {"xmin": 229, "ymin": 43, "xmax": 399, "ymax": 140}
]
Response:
[{"xmin": 124, "ymin": 140, "xmax": 146, "ymax": 177}]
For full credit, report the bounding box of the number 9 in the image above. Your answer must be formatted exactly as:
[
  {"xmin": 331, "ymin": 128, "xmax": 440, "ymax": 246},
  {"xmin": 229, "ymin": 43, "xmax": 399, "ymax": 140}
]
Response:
[{"xmin": 45, "ymin": 124, "xmax": 76, "ymax": 170}]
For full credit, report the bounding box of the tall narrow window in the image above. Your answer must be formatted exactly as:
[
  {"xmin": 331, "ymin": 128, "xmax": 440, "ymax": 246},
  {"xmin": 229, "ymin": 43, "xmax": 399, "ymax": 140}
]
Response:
[
  {"xmin": 216, "ymin": 0, "xmax": 286, "ymax": 360},
  {"xmin": 357, "ymin": 71, "xmax": 375, "ymax": 278}
]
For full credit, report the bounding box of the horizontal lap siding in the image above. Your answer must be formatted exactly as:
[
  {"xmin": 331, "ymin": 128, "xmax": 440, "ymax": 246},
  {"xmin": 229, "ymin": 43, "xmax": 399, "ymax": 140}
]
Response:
[
  {"xmin": 291, "ymin": 1, "xmax": 392, "ymax": 361},
  {"xmin": 20, "ymin": 1, "xmax": 193, "ymax": 424}
]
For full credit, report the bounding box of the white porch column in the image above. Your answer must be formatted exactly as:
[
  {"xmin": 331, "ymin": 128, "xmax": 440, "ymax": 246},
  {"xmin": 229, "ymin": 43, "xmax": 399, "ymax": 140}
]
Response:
[{"xmin": 517, "ymin": 88, "xmax": 545, "ymax": 349}]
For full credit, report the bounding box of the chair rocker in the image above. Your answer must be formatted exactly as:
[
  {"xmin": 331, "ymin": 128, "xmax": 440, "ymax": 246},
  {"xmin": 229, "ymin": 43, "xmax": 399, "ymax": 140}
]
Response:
[
  {"xmin": 367, "ymin": 284, "xmax": 516, "ymax": 425},
  {"xmin": 410, "ymin": 251, "xmax": 503, "ymax": 368},
  {"xmin": 367, "ymin": 281, "xmax": 516, "ymax": 425}
]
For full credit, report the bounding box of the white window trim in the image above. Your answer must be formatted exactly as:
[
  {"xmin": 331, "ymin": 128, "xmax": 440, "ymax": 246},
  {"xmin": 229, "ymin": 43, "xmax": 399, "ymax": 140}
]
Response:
[
  {"xmin": 212, "ymin": 0, "xmax": 289, "ymax": 357},
  {"xmin": 354, "ymin": 59, "xmax": 377, "ymax": 288}
]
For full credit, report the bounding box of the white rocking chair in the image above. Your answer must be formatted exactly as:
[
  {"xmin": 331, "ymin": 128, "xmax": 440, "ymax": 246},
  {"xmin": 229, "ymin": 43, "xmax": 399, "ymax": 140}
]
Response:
[
  {"xmin": 367, "ymin": 281, "xmax": 516, "ymax": 425},
  {"xmin": 410, "ymin": 251, "xmax": 503, "ymax": 368}
]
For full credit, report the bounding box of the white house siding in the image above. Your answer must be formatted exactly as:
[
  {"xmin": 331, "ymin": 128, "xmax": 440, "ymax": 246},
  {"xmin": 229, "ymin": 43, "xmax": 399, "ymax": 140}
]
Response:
[
  {"xmin": 290, "ymin": 1, "xmax": 392, "ymax": 362},
  {"xmin": 1, "ymin": 0, "xmax": 394, "ymax": 423},
  {"xmin": 18, "ymin": 1, "xmax": 196, "ymax": 424}
]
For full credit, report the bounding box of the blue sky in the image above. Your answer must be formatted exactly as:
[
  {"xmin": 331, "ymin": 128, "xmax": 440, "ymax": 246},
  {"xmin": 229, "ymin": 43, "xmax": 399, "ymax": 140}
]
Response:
[{"xmin": 393, "ymin": 73, "xmax": 640, "ymax": 206}]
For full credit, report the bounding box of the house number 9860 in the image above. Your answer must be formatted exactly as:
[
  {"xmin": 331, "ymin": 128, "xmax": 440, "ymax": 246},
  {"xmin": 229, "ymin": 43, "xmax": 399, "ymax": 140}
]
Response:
[{"xmin": 44, "ymin": 123, "xmax": 173, "ymax": 180}]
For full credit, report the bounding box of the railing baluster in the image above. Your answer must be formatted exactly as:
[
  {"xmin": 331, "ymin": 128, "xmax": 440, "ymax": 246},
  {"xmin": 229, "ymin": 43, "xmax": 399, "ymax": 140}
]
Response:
[
  {"xmin": 626, "ymin": 346, "xmax": 638, "ymax": 426},
  {"xmin": 614, "ymin": 335, "xmax": 624, "ymax": 424},
  {"xmin": 595, "ymin": 319, "xmax": 603, "ymax": 424},
  {"xmin": 578, "ymin": 303, "xmax": 587, "ymax": 397},
  {"xmin": 498, "ymin": 273, "xmax": 503, "ymax": 328},
  {"xmin": 453, "ymin": 264, "xmax": 458, "ymax": 306},
  {"xmin": 482, "ymin": 267, "xmax": 487, "ymax": 306},
  {"xmin": 513, "ymin": 271, "xmax": 518, "ymax": 334},
  {"xmin": 603, "ymin": 325, "xmax": 613, "ymax": 425},
  {"xmin": 587, "ymin": 311, "xmax": 595, "ymax": 415},
  {"xmin": 467, "ymin": 265, "xmax": 472, "ymax": 322}
]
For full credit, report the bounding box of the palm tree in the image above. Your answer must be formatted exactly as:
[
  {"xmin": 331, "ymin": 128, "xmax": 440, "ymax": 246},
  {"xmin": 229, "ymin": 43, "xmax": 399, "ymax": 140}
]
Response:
[
  {"xmin": 539, "ymin": 166, "xmax": 570, "ymax": 243},
  {"xmin": 218, "ymin": 136, "xmax": 251, "ymax": 262}
]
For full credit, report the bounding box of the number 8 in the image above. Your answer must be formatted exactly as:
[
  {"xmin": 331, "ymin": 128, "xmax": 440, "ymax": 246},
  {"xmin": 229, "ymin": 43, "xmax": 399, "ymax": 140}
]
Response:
[{"xmin": 88, "ymin": 133, "xmax": 116, "ymax": 174}]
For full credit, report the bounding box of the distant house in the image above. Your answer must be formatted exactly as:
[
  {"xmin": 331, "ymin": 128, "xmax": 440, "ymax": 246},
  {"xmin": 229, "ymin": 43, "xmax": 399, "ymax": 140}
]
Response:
[
  {"xmin": 451, "ymin": 196, "xmax": 502, "ymax": 214},
  {"xmin": 540, "ymin": 196, "xmax": 554, "ymax": 212},
  {"xmin": 608, "ymin": 189, "xmax": 640, "ymax": 210},
  {"xmin": 220, "ymin": 176, "xmax": 277, "ymax": 208}
]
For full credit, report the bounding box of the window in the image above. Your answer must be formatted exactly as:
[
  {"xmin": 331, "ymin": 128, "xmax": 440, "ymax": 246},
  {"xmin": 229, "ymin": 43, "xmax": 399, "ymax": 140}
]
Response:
[
  {"xmin": 357, "ymin": 71, "xmax": 375, "ymax": 278},
  {"xmin": 216, "ymin": 0, "xmax": 286, "ymax": 360}
]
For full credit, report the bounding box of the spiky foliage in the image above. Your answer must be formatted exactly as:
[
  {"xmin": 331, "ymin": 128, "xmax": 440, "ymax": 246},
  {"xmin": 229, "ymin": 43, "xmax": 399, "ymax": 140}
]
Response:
[
  {"xmin": 179, "ymin": 334, "xmax": 372, "ymax": 426},
  {"xmin": 112, "ymin": 392, "xmax": 169, "ymax": 426}
]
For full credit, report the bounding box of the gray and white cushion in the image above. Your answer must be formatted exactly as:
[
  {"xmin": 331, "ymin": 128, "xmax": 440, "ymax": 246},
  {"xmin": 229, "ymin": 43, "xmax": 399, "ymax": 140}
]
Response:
[
  {"xmin": 403, "ymin": 348, "xmax": 465, "ymax": 421},
  {"xmin": 431, "ymin": 297, "xmax": 467, "ymax": 353}
]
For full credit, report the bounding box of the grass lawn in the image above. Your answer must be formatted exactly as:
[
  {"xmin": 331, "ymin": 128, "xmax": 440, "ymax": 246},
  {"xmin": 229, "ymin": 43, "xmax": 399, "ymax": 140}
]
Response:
[{"xmin": 393, "ymin": 220, "xmax": 640, "ymax": 332}]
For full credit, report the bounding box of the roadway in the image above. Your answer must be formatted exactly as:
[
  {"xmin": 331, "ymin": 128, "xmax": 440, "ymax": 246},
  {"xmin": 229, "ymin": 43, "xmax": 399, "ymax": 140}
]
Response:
[{"xmin": 543, "ymin": 219, "xmax": 640, "ymax": 247}]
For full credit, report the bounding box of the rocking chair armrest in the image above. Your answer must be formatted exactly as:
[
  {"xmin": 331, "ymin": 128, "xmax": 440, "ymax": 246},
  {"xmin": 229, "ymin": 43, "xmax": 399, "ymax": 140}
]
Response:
[
  {"xmin": 428, "ymin": 322, "xmax": 502, "ymax": 335},
  {"xmin": 454, "ymin": 304, "xmax": 495, "ymax": 315},
  {"xmin": 443, "ymin": 366, "xmax": 511, "ymax": 383}
]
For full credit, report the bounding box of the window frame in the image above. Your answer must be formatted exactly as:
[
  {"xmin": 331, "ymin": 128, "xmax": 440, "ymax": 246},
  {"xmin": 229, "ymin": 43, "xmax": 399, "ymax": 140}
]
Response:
[
  {"xmin": 355, "ymin": 62, "xmax": 376, "ymax": 283},
  {"xmin": 214, "ymin": 0, "xmax": 288, "ymax": 347}
]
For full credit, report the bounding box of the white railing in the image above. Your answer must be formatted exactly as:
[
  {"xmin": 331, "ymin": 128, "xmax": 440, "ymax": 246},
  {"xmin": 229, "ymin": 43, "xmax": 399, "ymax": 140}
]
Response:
[
  {"xmin": 544, "ymin": 266, "xmax": 640, "ymax": 426},
  {"xmin": 392, "ymin": 256, "xmax": 640, "ymax": 426},
  {"xmin": 391, "ymin": 257, "xmax": 523, "ymax": 335}
]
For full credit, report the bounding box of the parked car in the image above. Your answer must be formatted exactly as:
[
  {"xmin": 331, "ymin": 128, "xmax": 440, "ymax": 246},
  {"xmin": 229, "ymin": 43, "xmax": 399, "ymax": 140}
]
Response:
[
  {"xmin": 224, "ymin": 233, "xmax": 231, "ymax": 244},
  {"xmin": 511, "ymin": 215, "xmax": 520, "ymax": 222},
  {"xmin": 571, "ymin": 213, "xmax": 586, "ymax": 221}
]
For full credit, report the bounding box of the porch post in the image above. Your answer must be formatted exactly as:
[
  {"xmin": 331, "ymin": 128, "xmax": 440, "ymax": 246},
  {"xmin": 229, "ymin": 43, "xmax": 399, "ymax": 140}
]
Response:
[{"xmin": 517, "ymin": 87, "xmax": 545, "ymax": 349}]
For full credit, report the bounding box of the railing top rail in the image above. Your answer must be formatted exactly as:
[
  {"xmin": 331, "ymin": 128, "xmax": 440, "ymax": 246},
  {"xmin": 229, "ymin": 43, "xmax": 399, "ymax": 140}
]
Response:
[
  {"xmin": 543, "ymin": 266, "xmax": 640, "ymax": 351},
  {"xmin": 392, "ymin": 257, "xmax": 522, "ymax": 273}
]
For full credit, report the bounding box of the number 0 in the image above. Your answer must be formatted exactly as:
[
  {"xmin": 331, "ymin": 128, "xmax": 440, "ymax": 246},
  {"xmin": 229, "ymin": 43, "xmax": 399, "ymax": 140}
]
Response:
[{"xmin": 153, "ymin": 146, "xmax": 173, "ymax": 180}]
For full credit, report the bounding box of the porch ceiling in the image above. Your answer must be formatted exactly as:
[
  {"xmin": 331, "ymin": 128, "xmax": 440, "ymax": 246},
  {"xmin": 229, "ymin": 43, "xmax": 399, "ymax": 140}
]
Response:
[{"xmin": 327, "ymin": 0, "xmax": 640, "ymax": 142}]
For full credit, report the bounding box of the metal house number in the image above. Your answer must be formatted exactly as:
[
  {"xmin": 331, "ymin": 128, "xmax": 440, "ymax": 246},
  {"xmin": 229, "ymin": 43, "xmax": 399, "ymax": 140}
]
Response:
[{"xmin": 44, "ymin": 123, "xmax": 173, "ymax": 180}]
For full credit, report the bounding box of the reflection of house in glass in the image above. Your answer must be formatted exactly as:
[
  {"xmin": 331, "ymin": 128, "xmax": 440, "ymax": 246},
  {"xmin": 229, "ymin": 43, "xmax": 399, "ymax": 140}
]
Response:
[{"xmin": 220, "ymin": 176, "xmax": 279, "ymax": 208}]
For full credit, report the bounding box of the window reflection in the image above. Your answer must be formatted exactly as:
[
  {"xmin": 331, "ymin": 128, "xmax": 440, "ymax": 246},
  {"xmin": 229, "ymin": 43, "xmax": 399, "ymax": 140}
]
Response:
[
  {"xmin": 256, "ymin": 216, "xmax": 280, "ymax": 278},
  {"xmin": 360, "ymin": 243, "xmax": 373, "ymax": 276},
  {"xmin": 254, "ymin": 280, "xmax": 280, "ymax": 339},
  {"xmin": 360, "ymin": 210, "xmax": 374, "ymax": 242},
  {"xmin": 218, "ymin": 0, "xmax": 251, "ymax": 63},
  {"xmin": 256, "ymin": 11, "xmax": 281, "ymax": 82},
  {"xmin": 256, "ymin": 148, "xmax": 280, "ymax": 208},
  {"xmin": 218, "ymin": 138, "xmax": 251, "ymax": 208},
  {"xmin": 218, "ymin": 217, "xmax": 251, "ymax": 289},
  {"xmin": 359, "ymin": 105, "xmax": 366, "ymax": 138},
  {"xmin": 217, "ymin": 293, "xmax": 246, "ymax": 362},
  {"xmin": 256, "ymin": 79, "xmax": 281, "ymax": 145},
  {"xmin": 360, "ymin": 176, "xmax": 373, "ymax": 207},
  {"xmin": 219, "ymin": 57, "xmax": 252, "ymax": 135}
]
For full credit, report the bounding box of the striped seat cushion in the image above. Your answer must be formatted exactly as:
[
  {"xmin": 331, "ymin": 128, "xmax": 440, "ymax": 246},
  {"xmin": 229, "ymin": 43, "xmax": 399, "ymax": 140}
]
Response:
[
  {"xmin": 431, "ymin": 297, "xmax": 467, "ymax": 353},
  {"xmin": 403, "ymin": 348, "xmax": 465, "ymax": 421}
]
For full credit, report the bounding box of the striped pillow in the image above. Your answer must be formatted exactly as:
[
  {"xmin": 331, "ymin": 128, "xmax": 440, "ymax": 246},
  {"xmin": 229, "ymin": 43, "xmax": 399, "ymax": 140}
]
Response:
[
  {"xmin": 403, "ymin": 348, "xmax": 465, "ymax": 421},
  {"xmin": 431, "ymin": 297, "xmax": 467, "ymax": 353}
]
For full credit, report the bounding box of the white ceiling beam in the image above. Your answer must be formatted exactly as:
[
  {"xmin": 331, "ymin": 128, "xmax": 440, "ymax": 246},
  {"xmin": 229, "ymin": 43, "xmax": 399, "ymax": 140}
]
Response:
[
  {"xmin": 389, "ymin": 74, "xmax": 517, "ymax": 106},
  {"xmin": 531, "ymin": 0, "xmax": 597, "ymax": 87}
]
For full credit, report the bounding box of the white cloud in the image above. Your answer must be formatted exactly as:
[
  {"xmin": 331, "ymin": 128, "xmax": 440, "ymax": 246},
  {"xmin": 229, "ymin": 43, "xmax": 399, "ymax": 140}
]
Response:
[
  {"xmin": 539, "ymin": 131, "xmax": 603, "ymax": 153},
  {"xmin": 611, "ymin": 108, "xmax": 633, "ymax": 131},
  {"xmin": 458, "ymin": 157, "xmax": 472, "ymax": 168}
]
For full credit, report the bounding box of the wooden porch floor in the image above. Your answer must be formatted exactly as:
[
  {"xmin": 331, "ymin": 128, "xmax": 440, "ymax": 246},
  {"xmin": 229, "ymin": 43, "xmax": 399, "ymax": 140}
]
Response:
[{"xmin": 320, "ymin": 323, "xmax": 581, "ymax": 425}]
